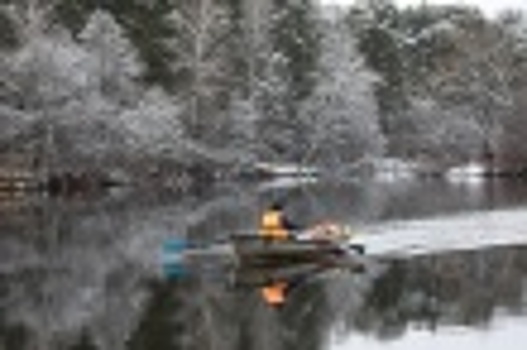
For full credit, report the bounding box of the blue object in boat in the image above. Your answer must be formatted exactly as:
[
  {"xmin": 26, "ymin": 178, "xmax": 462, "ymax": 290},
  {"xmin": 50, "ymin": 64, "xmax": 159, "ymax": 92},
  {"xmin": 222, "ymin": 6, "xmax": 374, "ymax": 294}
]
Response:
[
  {"xmin": 163, "ymin": 238, "xmax": 189, "ymax": 254},
  {"xmin": 161, "ymin": 238, "xmax": 190, "ymax": 279}
]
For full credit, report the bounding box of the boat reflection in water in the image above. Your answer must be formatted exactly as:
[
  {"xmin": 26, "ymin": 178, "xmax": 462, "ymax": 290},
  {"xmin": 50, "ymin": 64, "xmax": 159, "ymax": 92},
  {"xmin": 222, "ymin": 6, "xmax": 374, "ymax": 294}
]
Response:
[
  {"xmin": 145, "ymin": 237, "xmax": 527, "ymax": 350},
  {"xmin": 161, "ymin": 237, "xmax": 367, "ymax": 307}
]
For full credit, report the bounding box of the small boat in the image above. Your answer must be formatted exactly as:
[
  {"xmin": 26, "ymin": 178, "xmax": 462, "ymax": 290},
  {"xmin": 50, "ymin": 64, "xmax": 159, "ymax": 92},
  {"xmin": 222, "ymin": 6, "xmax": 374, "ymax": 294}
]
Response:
[
  {"xmin": 231, "ymin": 235, "xmax": 349, "ymax": 266},
  {"xmin": 161, "ymin": 231, "xmax": 365, "ymax": 275}
]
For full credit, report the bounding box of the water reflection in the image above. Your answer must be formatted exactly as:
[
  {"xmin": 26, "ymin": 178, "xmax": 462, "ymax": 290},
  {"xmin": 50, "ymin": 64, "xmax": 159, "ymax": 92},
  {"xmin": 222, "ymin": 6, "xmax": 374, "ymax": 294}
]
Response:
[
  {"xmin": 154, "ymin": 242, "xmax": 527, "ymax": 350},
  {"xmin": 161, "ymin": 237, "xmax": 367, "ymax": 308},
  {"xmin": 329, "ymin": 246, "xmax": 527, "ymax": 350},
  {"xmin": 332, "ymin": 317, "xmax": 527, "ymax": 350},
  {"xmin": 258, "ymin": 178, "xmax": 527, "ymax": 224},
  {"xmin": 1, "ymin": 179, "xmax": 527, "ymax": 350},
  {"xmin": 349, "ymin": 246, "xmax": 527, "ymax": 333},
  {"xmin": 139, "ymin": 254, "xmax": 361, "ymax": 350}
]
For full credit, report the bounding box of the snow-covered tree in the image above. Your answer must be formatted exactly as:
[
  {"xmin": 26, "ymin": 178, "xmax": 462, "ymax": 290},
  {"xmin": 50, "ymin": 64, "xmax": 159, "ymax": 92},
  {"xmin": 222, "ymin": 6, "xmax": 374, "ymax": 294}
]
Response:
[
  {"xmin": 495, "ymin": 12, "xmax": 527, "ymax": 172},
  {"xmin": 166, "ymin": 0, "xmax": 242, "ymax": 142},
  {"xmin": 351, "ymin": 3, "xmax": 521, "ymax": 170},
  {"xmin": 119, "ymin": 88, "xmax": 183, "ymax": 158},
  {"xmin": 53, "ymin": 0, "xmax": 177, "ymax": 88},
  {"xmin": 302, "ymin": 13, "xmax": 384, "ymax": 170},
  {"xmin": 222, "ymin": 98, "xmax": 259, "ymax": 166},
  {"xmin": 2, "ymin": 28, "xmax": 98, "ymax": 163},
  {"xmin": 78, "ymin": 9, "xmax": 143, "ymax": 103},
  {"xmin": 255, "ymin": 0, "xmax": 320, "ymax": 162},
  {"xmin": 352, "ymin": 0, "xmax": 406, "ymax": 118},
  {"xmin": 393, "ymin": 99, "xmax": 484, "ymax": 167},
  {"xmin": 0, "ymin": 7, "xmax": 186, "ymax": 173},
  {"xmin": 0, "ymin": 5, "xmax": 19, "ymax": 49},
  {"xmin": 429, "ymin": 13, "xmax": 517, "ymax": 170}
]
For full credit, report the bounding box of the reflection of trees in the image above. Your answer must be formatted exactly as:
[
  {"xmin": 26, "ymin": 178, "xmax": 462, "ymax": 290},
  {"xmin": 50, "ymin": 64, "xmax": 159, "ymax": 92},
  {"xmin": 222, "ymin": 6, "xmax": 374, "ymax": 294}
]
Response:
[
  {"xmin": 278, "ymin": 280, "xmax": 332, "ymax": 350},
  {"xmin": 127, "ymin": 269, "xmax": 337, "ymax": 350},
  {"xmin": 128, "ymin": 277, "xmax": 247, "ymax": 350},
  {"xmin": 3, "ymin": 182, "xmax": 527, "ymax": 350},
  {"xmin": 127, "ymin": 280, "xmax": 193, "ymax": 350},
  {"xmin": 0, "ymin": 187, "xmax": 257, "ymax": 350},
  {"xmin": 345, "ymin": 246, "xmax": 527, "ymax": 338},
  {"xmin": 256, "ymin": 179, "xmax": 527, "ymax": 225},
  {"xmin": 0, "ymin": 320, "xmax": 32, "ymax": 350}
]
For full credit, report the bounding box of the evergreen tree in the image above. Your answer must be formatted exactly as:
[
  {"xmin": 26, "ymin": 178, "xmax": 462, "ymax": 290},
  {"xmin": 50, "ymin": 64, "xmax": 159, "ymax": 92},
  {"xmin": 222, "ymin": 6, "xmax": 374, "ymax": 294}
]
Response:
[
  {"xmin": 166, "ymin": 0, "xmax": 246, "ymax": 144},
  {"xmin": 0, "ymin": 5, "xmax": 19, "ymax": 49},
  {"xmin": 353, "ymin": 0, "xmax": 406, "ymax": 117},
  {"xmin": 78, "ymin": 8, "xmax": 143, "ymax": 102},
  {"xmin": 256, "ymin": 0, "xmax": 320, "ymax": 162},
  {"xmin": 54, "ymin": 0, "xmax": 177, "ymax": 89},
  {"xmin": 303, "ymin": 11, "xmax": 384, "ymax": 171}
]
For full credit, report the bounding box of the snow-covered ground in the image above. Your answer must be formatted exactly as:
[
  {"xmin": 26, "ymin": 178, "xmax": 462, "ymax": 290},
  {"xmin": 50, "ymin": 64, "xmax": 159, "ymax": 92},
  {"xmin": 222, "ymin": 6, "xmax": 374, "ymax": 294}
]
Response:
[
  {"xmin": 254, "ymin": 162, "xmax": 319, "ymax": 176},
  {"xmin": 352, "ymin": 208, "xmax": 527, "ymax": 258},
  {"xmin": 371, "ymin": 158, "xmax": 418, "ymax": 183},
  {"xmin": 445, "ymin": 162, "xmax": 486, "ymax": 186}
]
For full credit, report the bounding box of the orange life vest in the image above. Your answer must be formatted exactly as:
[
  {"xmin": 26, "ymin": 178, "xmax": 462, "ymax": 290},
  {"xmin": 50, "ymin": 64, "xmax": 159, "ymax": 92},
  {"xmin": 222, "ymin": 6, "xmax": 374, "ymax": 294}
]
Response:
[{"xmin": 259, "ymin": 210, "xmax": 289, "ymax": 240}]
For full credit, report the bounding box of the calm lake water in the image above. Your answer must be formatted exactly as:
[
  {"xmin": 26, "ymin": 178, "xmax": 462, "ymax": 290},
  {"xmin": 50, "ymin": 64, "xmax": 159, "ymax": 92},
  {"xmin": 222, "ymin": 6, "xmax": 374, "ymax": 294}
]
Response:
[{"xmin": 1, "ymin": 178, "xmax": 527, "ymax": 350}]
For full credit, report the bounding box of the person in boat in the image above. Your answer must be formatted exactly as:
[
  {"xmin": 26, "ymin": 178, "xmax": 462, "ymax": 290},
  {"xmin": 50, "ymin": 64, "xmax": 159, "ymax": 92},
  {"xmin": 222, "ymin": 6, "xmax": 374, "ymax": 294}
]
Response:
[
  {"xmin": 260, "ymin": 203, "xmax": 352, "ymax": 241},
  {"xmin": 259, "ymin": 203, "xmax": 365, "ymax": 255},
  {"xmin": 259, "ymin": 202, "xmax": 300, "ymax": 240}
]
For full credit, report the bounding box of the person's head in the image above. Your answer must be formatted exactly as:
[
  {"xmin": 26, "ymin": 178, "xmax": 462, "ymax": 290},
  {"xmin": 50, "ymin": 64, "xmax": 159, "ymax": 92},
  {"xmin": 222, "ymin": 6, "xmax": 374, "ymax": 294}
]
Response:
[{"xmin": 269, "ymin": 202, "xmax": 283, "ymax": 211}]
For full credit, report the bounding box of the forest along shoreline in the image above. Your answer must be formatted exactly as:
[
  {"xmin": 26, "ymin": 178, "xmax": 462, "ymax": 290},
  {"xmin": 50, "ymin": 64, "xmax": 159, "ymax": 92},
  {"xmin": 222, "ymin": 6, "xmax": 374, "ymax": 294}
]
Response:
[
  {"xmin": 2, "ymin": 1, "xmax": 527, "ymax": 196},
  {"xmin": 2, "ymin": 151, "xmax": 527, "ymax": 199}
]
